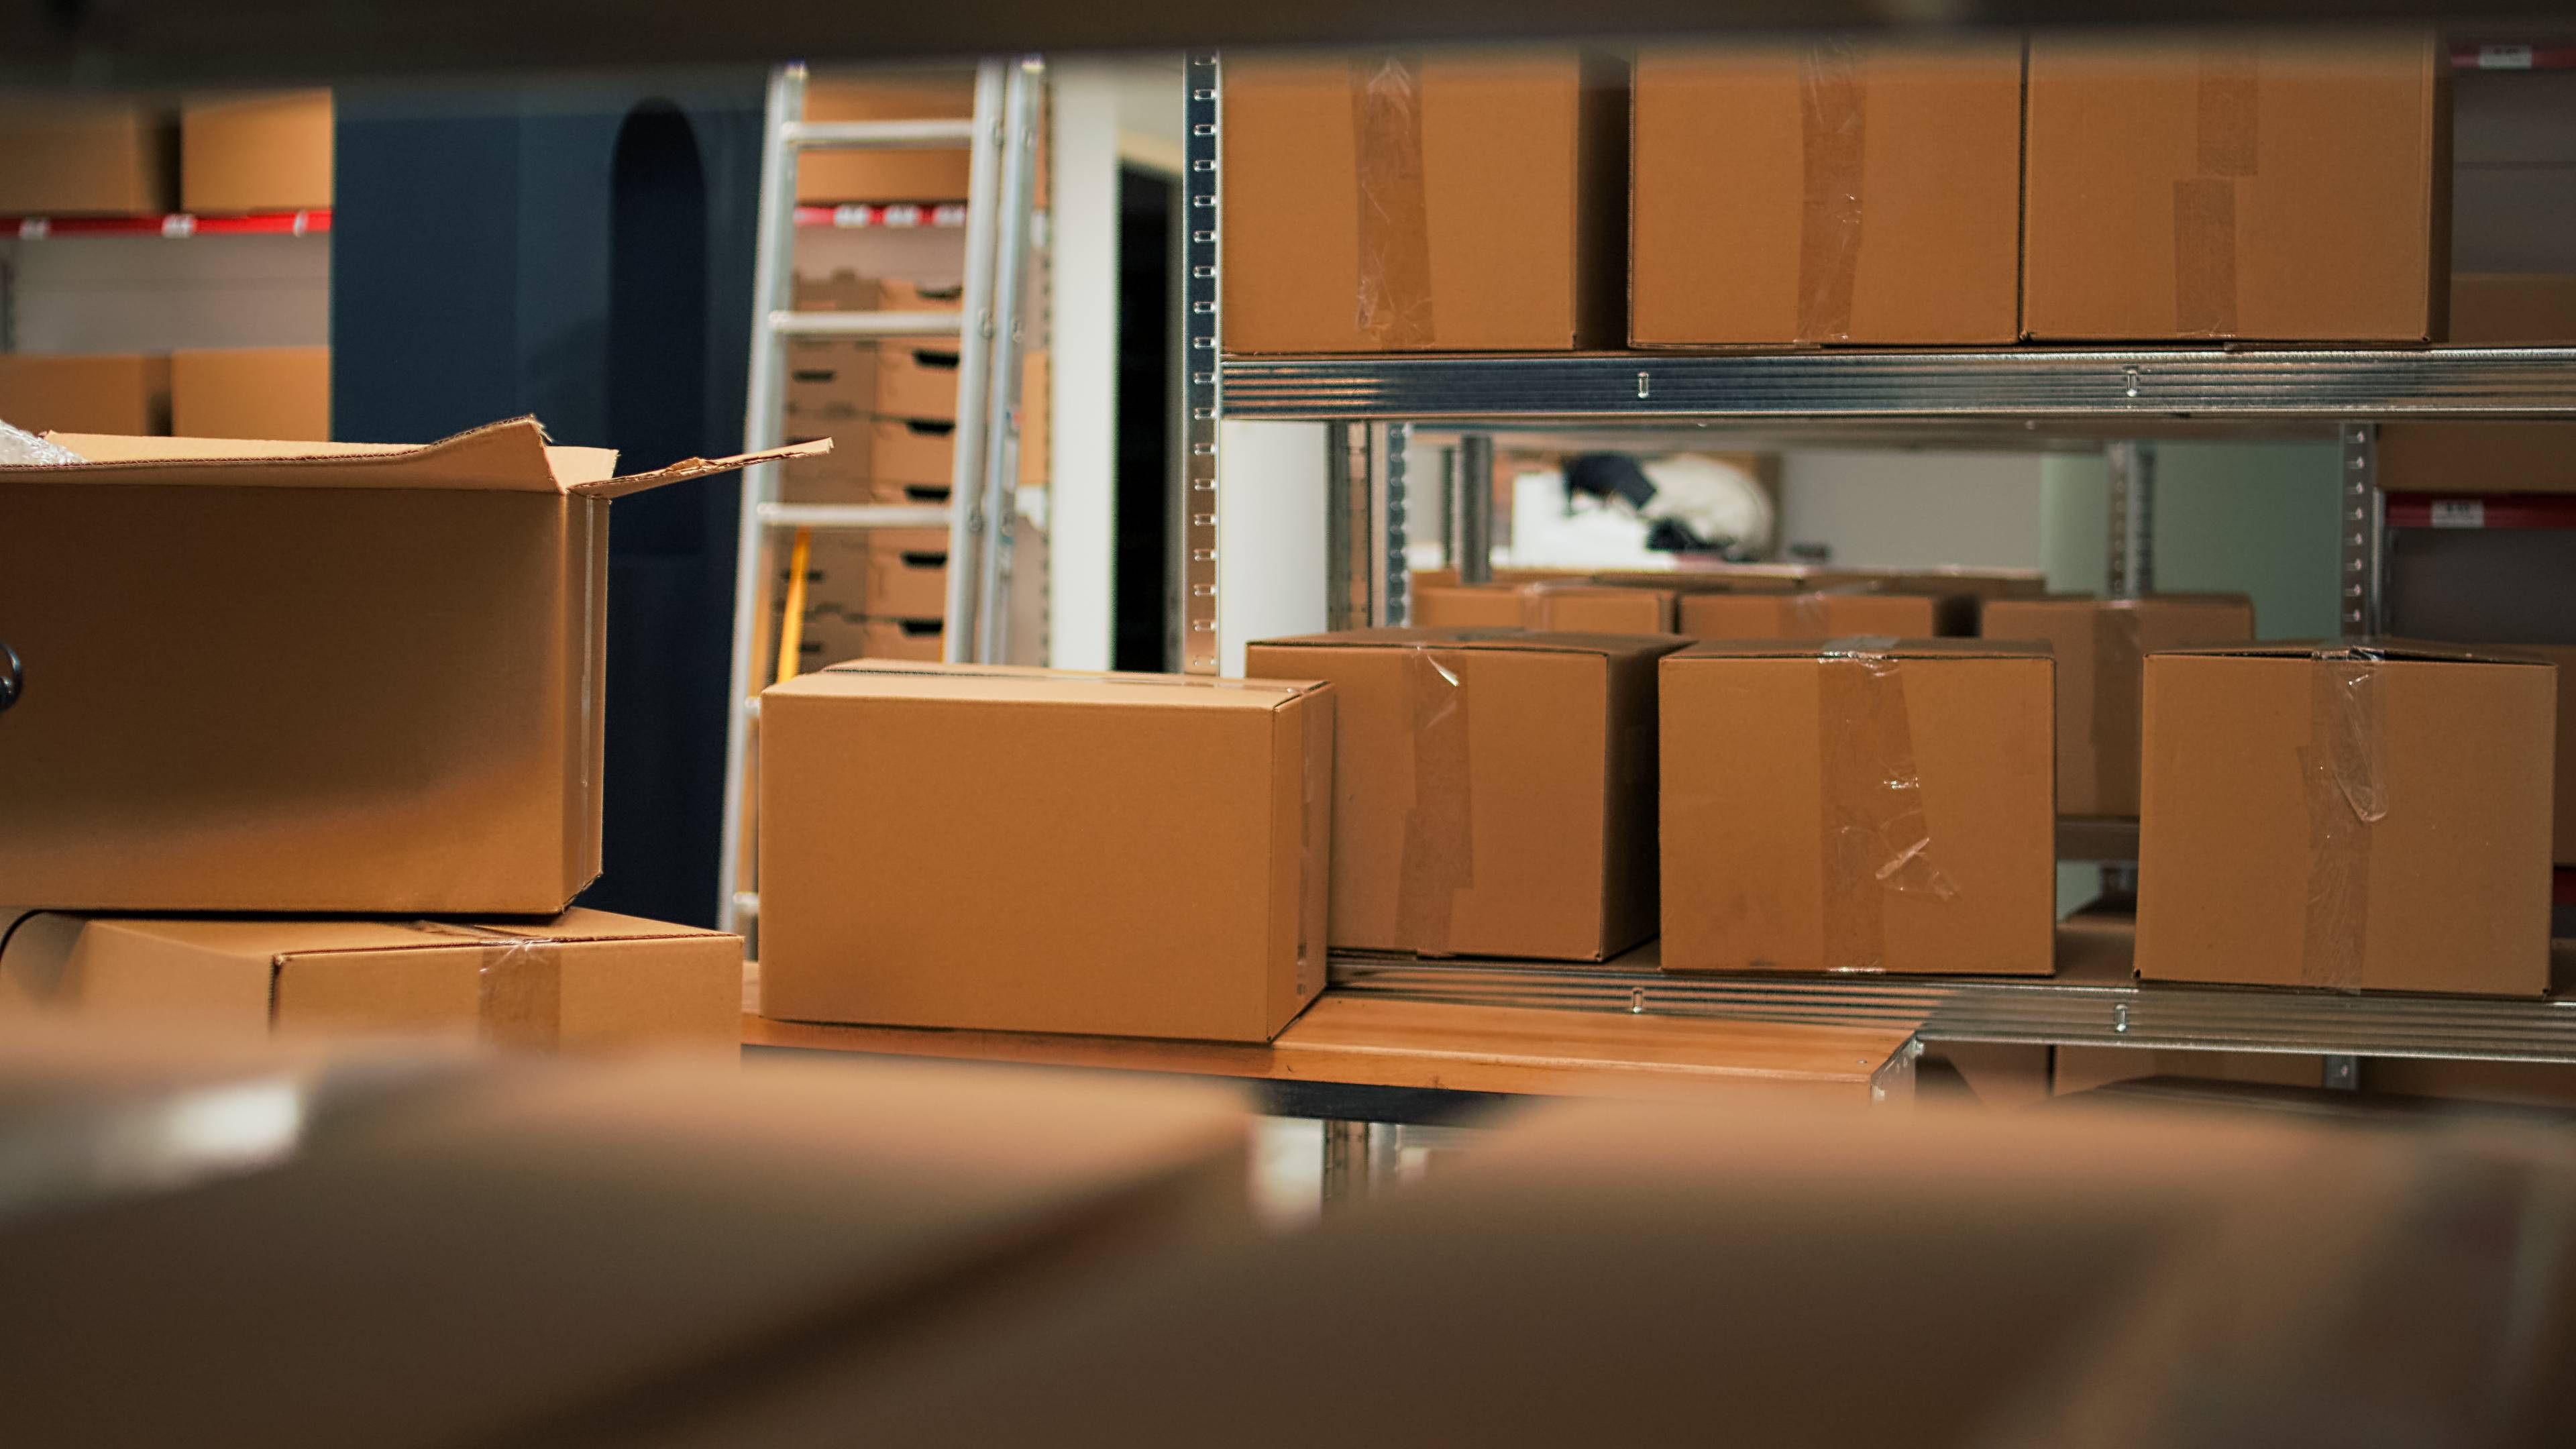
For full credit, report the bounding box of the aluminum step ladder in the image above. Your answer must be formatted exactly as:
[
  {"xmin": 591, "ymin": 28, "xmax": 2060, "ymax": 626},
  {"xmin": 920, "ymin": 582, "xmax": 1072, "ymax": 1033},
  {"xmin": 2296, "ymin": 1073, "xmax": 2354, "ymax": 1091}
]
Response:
[{"xmin": 718, "ymin": 58, "xmax": 1044, "ymax": 936}]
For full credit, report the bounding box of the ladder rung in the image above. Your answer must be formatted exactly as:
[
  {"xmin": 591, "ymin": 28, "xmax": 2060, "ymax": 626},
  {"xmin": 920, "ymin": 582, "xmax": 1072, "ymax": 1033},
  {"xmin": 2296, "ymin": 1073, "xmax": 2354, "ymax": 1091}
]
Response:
[
  {"xmin": 782, "ymin": 118, "xmax": 977, "ymax": 150},
  {"xmin": 769, "ymin": 309, "xmax": 965, "ymax": 339},
  {"xmin": 759, "ymin": 503, "xmax": 953, "ymax": 530}
]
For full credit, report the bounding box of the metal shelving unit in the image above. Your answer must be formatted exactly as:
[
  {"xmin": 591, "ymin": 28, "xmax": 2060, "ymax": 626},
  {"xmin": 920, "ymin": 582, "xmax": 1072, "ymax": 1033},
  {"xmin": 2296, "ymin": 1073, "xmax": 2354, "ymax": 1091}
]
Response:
[{"xmin": 1185, "ymin": 50, "xmax": 2576, "ymax": 1076}]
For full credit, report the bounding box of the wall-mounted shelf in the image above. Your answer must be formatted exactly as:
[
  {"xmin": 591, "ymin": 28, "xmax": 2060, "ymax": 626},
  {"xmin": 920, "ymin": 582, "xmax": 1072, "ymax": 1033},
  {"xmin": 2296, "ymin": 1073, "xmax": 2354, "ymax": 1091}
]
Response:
[
  {"xmin": 794, "ymin": 202, "xmax": 967, "ymax": 229},
  {"xmin": 7, "ymin": 210, "xmax": 331, "ymax": 239}
]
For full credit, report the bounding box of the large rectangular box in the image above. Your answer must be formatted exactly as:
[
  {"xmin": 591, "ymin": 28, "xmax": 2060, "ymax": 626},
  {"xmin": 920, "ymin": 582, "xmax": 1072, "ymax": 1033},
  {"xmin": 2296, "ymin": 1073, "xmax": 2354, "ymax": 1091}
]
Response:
[
  {"xmin": 1247, "ymin": 629, "xmax": 1682, "ymax": 961},
  {"xmin": 180, "ymin": 89, "xmax": 333, "ymax": 213},
  {"xmin": 797, "ymin": 74, "xmax": 1048, "ymax": 205},
  {"xmin": 1630, "ymin": 40, "xmax": 2025, "ymax": 346},
  {"xmin": 1662, "ymin": 641, "xmax": 2057, "ymax": 975},
  {"xmin": 2538, "ymin": 644, "xmax": 2576, "ymax": 866},
  {"xmin": 1222, "ymin": 52, "xmax": 1628, "ymax": 352},
  {"xmin": 2023, "ymin": 34, "xmax": 2448, "ymax": 341},
  {"xmin": 0, "ymin": 97, "xmax": 174, "ymax": 214},
  {"xmin": 0, "ymin": 908, "xmax": 741, "ymax": 1056},
  {"xmin": 1980, "ymin": 594, "xmax": 2256, "ymax": 817},
  {"xmin": 1409, "ymin": 582, "xmax": 1675, "ymax": 635},
  {"xmin": 1679, "ymin": 588, "xmax": 1976, "ymax": 641},
  {"xmin": 862, "ymin": 531, "xmax": 949, "ymax": 617},
  {"xmin": 0, "ymin": 419, "xmax": 812, "ymax": 912},
  {"xmin": 759, "ymin": 663, "xmax": 1333, "ymax": 1040},
  {"xmin": 170, "ymin": 346, "xmax": 331, "ymax": 441},
  {"xmin": 0, "ymin": 353, "xmax": 170, "ymax": 435},
  {"xmin": 2135, "ymin": 643, "xmax": 2557, "ymax": 995},
  {"xmin": 2377, "ymin": 275, "xmax": 2576, "ymax": 492}
]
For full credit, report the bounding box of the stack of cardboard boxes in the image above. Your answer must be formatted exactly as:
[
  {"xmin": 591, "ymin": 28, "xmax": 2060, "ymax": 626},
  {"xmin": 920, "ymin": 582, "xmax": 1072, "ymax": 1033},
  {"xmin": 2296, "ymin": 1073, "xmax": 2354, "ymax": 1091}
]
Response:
[
  {"xmin": 0, "ymin": 419, "xmax": 800, "ymax": 1054},
  {"xmin": 777, "ymin": 270, "xmax": 1047, "ymax": 672},
  {"xmin": 0, "ymin": 89, "xmax": 335, "ymax": 444}
]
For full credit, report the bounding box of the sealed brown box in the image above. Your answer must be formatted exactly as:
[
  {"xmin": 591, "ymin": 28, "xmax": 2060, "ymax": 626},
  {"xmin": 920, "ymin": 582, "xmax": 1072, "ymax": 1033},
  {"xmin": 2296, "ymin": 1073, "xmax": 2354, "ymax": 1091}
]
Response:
[
  {"xmin": 863, "ymin": 531, "xmax": 950, "ymax": 617},
  {"xmin": 760, "ymin": 663, "xmax": 1332, "ymax": 1040},
  {"xmin": 0, "ymin": 419, "xmax": 815, "ymax": 912},
  {"xmin": 863, "ymin": 617, "xmax": 945, "ymax": 661},
  {"xmin": 181, "ymin": 90, "xmax": 332, "ymax": 212},
  {"xmin": 2535, "ymin": 644, "xmax": 2576, "ymax": 865},
  {"xmin": 1980, "ymin": 594, "xmax": 2256, "ymax": 817},
  {"xmin": 1247, "ymin": 629, "xmax": 1683, "ymax": 961},
  {"xmin": 2023, "ymin": 34, "xmax": 2449, "ymax": 341},
  {"xmin": 2451, "ymin": 273, "xmax": 2576, "ymax": 344},
  {"xmin": 2377, "ymin": 282, "xmax": 2576, "ymax": 492},
  {"xmin": 0, "ymin": 97, "xmax": 174, "ymax": 214},
  {"xmin": 0, "ymin": 1026, "xmax": 1249, "ymax": 1449},
  {"xmin": 1678, "ymin": 588, "xmax": 1974, "ymax": 641},
  {"xmin": 1223, "ymin": 52, "xmax": 1627, "ymax": 352},
  {"xmin": 0, "ymin": 354, "xmax": 170, "ymax": 435},
  {"xmin": 1631, "ymin": 40, "xmax": 2024, "ymax": 346},
  {"xmin": 2135, "ymin": 642, "xmax": 2557, "ymax": 995},
  {"xmin": 1410, "ymin": 584, "xmax": 1528, "ymax": 629},
  {"xmin": 1662, "ymin": 641, "xmax": 2057, "ymax": 975},
  {"xmin": 1526, "ymin": 584, "xmax": 1674, "ymax": 634},
  {"xmin": 0, "ymin": 908, "xmax": 741, "ymax": 1056},
  {"xmin": 170, "ymin": 346, "xmax": 331, "ymax": 441},
  {"xmin": 876, "ymin": 343, "xmax": 964, "ymax": 419}
]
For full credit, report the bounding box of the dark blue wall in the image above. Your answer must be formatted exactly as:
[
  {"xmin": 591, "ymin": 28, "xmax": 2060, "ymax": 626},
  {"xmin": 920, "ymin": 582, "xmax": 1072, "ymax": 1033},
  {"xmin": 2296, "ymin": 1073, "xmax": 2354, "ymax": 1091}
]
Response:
[{"xmin": 333, "ymin": 74, "xmax": 765, "ymax": 926}]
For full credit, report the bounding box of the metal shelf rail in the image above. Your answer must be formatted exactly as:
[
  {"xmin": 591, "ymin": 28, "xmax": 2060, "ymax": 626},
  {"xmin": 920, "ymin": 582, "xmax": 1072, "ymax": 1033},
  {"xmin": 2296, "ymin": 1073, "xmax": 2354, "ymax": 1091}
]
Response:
[{"xmin": 1183, "ymin": 50, "xmax": 2576, "ymax": 1074}]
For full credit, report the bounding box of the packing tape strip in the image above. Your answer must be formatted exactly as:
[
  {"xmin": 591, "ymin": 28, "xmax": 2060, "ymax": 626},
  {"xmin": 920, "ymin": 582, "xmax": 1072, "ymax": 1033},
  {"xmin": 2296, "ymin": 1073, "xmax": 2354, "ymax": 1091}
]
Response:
[
  {"xmin": 2090, "ymin": 605, "xmax": 2150, "ymax": 813},
  {"xmin": 2298, "ymin": 649, "xmax": 2386, "ymax": 991},
  {"xmin": 1393, "ymin": 646, "xmax": 1473, "ymax": 954},
  {"xmin": 1815, "ymin": 639, "xmax": 1958, "ymax": 973},
  {"xmin": 2176, "ymin": 40, "xmax": 2260, "ymax": 336},
  {"xmin": 409, "ymin": 922, "xmax": 564, "ymax": 1049},
  {"xmin": 1796, "ymin": 39, "xmax": 1868, "ymax": 343},
  {"xmin": 1776, "ymin": 592, "xmax": 1834, "ymax": 637},
  {"xmin": 1352, "ymin": 54, "xmax": 1438, "ymax": 349}
]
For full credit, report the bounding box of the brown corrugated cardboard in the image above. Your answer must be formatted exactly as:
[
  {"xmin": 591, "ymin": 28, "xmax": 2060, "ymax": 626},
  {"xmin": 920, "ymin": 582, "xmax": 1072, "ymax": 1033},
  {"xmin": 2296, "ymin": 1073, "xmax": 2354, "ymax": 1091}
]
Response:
[
  {"xmin": 1223, "ymin": 52, "xmax": 1628, "ymax": 352},
  {"xmin": 0, "ymin": 1025, "xmax": 1249, "ymax": 1449},
  {"xmin": 1662, "ymin": 640, "xmax": 2057, "ymax": 975},
  {"xmin": 1631, "ymin": 40, "xmax": 2024, "ymax": 346},
  {"xmin": 869, "ymin": 416, "xmax": 961, "ymax": 484},
  {"xmin": 0, "ymin": 97, "xmax": 175, "ymax": 214},
  {"xmin": 170, "ymin": 346, "xmax": 331, "ymax": 441},
  {"xmin": 1525, "ymin": 583, "xmax": 1674, "ymax": 634},
  {"xmin": 863, "ymin": 532, "xmax": 949, "ymax": 617},
  {"xmin": 795, "ymin": 604, "xmax": 872, "ymax": 672},
  {"xmin": 2135, "ymin": 641, "xmax": 2557, "ymax": 995},
  {"xmin": 759, "ymin": 663, "xmax": 1332, "ymax": 1040},
  {"xmin": 1409, "ymin": 584, "xmax": 1529, "ymax": 629},
  {"xmin": 0, "ymin": 354, "xmax": 170, "ymax": 435},
  {"xmin": 180, "ymin": 90, "xmax": 332, "ymax": 212},
  {"xmin": 0, "ymin": 908, "xmax": 741, "ymax": 1056},
  {"xmin": 2451, "ymin": 273, "xmax": 2576, "ymax": 343},
  {"xmin": 876, "ymin": 344, "xmax": 964, "ymax": 419},
  {"xmin": 1980, "ymin": 594, "xmax": 2257, "ymax": 816},
  {"xmin": 2023, "ymin": 34, "xmax": 2449, "ymax": 341},
  {"xmin": 2536, "ymin": 645, "xmax": 2576, "ymax": 865},
  {"xmin": 1678, "ymin": 588, "xmax": 1974, "ymax": 641},
  {"xmin": 798, "ymin": 74, "xmax": 1048, "ymax": 204},
  {"xmin": 1598, "ymin": 563, "xmax": 2045, "ymax": 600},
  {"xmin": 0, "ymin": 419, "xmax": 820, "ymax": 912},
  {"xmin": 667, "ymin": 1095, "xmax": 2576, "ymax": 1449},
  {"xmin": 862, "ymin": 617, "xmax": 945, "ymax": 661},
  {"xmin": 2377, "ymin": 409, "xmax": 2576, "ymax": 496},
  {"xmin": 1247, "ymin": 629, "xmax": 1684, "ymax": 962}
]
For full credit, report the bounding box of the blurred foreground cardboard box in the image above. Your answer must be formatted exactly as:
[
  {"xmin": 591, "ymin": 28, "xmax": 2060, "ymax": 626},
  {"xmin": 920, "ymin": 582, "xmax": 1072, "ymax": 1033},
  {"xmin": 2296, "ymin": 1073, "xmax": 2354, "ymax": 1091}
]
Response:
[
  {"xmin": 0, "ymin": 419, "xmax": 814, "ymax": 912},
  {"xmin": 0, "ymin": 908, "xmax": 740, "ymax": 1057},
  {"xmin": 0, "ymin": 97, "xmax": 174, "ymax": 213},
  {"xmin": 759, "ymin": 662, "xmax": 1332, "ymax": 1040},
  {"xmin": 0, "ymin": 1024, "xmax": 1250, "ymax": 1448},
  {"xmin": 623, "ymin": 1096, "xmax": 2576, "ymax": 1448},
  {"xmin": 1662, "ymin": 641, "xmax": 2056, "ymax": 975},
  {"xmin": 1248, "ymin": 629, "xmax": 1682, "ymax": 961},
  {"xmin": 0, "ymin": 353, "xmax": 170, "ymax": 435}
]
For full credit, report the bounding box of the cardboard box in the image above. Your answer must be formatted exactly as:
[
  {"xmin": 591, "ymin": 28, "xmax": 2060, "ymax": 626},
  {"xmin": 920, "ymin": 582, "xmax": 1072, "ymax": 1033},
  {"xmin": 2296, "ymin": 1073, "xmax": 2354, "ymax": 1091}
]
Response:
[
  {"xmin": 1678, "ymin": 588, "xmax": 1975, "ymax": 641},
  {"xmin": 2536, "ymin": 644, "xmax": 2576, "ymax": 865},
  {"xmin": 759, "ymin": 663, "xmax": 1332, "ymax": 1040},
  {"xmin": 0, "ymin": 97, "xmax": 174, "ymax": 215},
  {"xmin": 1598, "ymin": 564, "xmax": 2045, "ymax": 600},
  {"xmin": 2135, "ymin": 642, "xmax": 2557, "ymax": 994},
  {"xmin": 1630, "ymin": 40, "xmax": 2024, "ymax": 346},
  {"xmin": 877, "ymin": 343, "xmax": 965, "ymax": 420},
  {"xmin": 1222, "ymin": 52, "xmax": 1628, "ymax": 352},
  {"xmin": 170, "ymin": 346, "xmax": 331, "ymax": 441},
  {"xmin": 0, "ymin": 354, "xmax": 170, "ymax": 435},
  {"xmin": 0, "ymin": 908, "xmax": 741, "ymax": 1056},
  {"xmin": 1246, "ymin": 629, "xmax": 1682, "ymax": 961},
  {"xmin": 794, "ymin": 604, "xmax": 872, "ymax": 673},
  {"xmin": 1411, "ymin": 582, "xmax": 1674, "ymax": 634},
  {"xmin": 0, "ymin": 419, "xmax": 816, "ymax": 912},
  {"xmin": 1662, "ymin": 641, "xmax": 2057, "ymax": 975},
  {"xmin": 798, "ymin": 74, "xmax": 1047, "ymax": 205},
  {"xmin": 2451, "ymin": 272, "xmax": 2576, "ymax": 344},
  {"xmin": 863, "ymin": 616, "xmax": 945, "ymax": 661},
  {"xmin": 1980, "ymin": 594, "xmax": 2257, "ymax": 817},
  {"xmin": 1410, "ymin": 583, "xmax": 1529, "ymax": 629},
  {"xmin": 181, "ymin": 89, "xmax": 332, "ymax": 213},
  {"xmin": 0, "ymin": 1024, "xmax": 1250, "ymax": 1449},
  {"xmin": 2376, "ymin": 423, "xmax": 2576, "ymax": 495},
  {"xmin": 863, "ymin": 531, "xmax": 950, "ymax": 618},
  {"xmin": 2023, "ymin": 34, "xmax": 2449, "ymax": 341}
]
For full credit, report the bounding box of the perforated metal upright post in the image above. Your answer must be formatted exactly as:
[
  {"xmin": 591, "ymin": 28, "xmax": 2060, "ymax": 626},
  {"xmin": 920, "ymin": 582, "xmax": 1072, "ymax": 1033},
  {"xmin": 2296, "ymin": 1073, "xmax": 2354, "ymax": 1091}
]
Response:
[
  {"xmin": 1326, "ymin": 423, "xmax": 1373, "ymax": 631},
  {"xmin": 1382, "ymin": 421, "xmax": 1411, "ymax": 625},
  {"xmin": 2104, "ymin": 441, "xmax": 2155, "ymax": 598},
  {"xmin": 1180, "ymin": 53, "xmax": 1223, "ymax": 674},
  {"xmin": 2339, "ymin": 423, "xmax": 2384, "ymax": 637},
  {"xmin": 1454, "ymin": 433, "xmax": 1494, "ymax": 585}
]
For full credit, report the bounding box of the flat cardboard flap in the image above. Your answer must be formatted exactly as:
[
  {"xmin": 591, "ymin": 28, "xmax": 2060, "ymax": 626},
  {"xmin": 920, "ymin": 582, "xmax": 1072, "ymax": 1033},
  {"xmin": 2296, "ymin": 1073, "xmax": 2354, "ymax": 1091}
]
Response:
[
  {"xmin": 2159, "ymin": 638, "xmax": 2553, "ymax": 666},
  {"xmin": 786, "ymin": 661, "xmax": 1322, "ymax": 712},
  {"xmin": 13, "ymin": 417, "xmax": 828, "ymax": 497}
]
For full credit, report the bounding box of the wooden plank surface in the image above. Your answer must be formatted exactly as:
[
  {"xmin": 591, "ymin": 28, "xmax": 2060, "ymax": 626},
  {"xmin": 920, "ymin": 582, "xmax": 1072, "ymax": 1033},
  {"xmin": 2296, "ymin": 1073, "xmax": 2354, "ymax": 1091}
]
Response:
[{"xmin": 744, "ymin": 971, "xmax": 1917, "ymax": 1103}]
